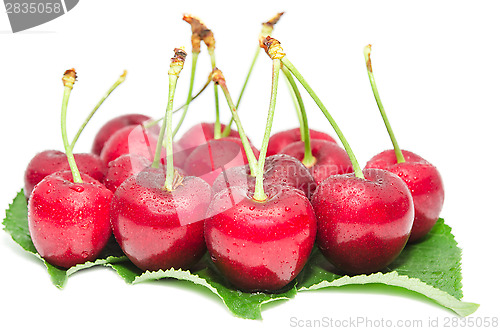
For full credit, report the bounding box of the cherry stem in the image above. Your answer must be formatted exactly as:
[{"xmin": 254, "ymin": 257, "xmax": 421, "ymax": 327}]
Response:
[
  {"xmin": 152, "ymin": 48, "xmax": 186, "ymax": 192},
  {"xmin": 280, "ymin": 55, "xmax": 364, "ymax": 179},
  {"xmin": 253, "ymin": 58, "xmax": 280, "ymax": 201},
  {"xmin": 221, "ymin": 12, "xmax": 285, "ymax": 138},
  {"xmin": 281, "ymin": 65, "xmax": 315, "ymax": 167},
  {"xmin": 283, "ymin": 69, "xmax": 305, "ymax": 141},
  {"xmin": 61, "ymin": 69, "xmax": 83, "ymax": 183},
  {"xmin": 209, "ymin": 49, "xmax": 221, "ymax": 139},
  {"xmin": 173, "ymin": 51, "xmax": 199, "ymax": 137},
  {"xmin": 364, "ymin": 45, "xmax": 405, "ymax": 163},
  {"xmin": 213, "ymin": 69, "xmax": 258, "ymax": 176},
  {"xmin": 69, "ymin": 70, "xmax": 127, "ymax": 151},
  {"xmin": 146, "ymin": 77, "xmax": 212, "ymax": 130},
  {"xmin": 221, "ymin": 45, "xmax": 260, "ymax": 137}
]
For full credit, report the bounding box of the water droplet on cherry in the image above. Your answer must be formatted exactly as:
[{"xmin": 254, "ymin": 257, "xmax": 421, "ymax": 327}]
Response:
[{"xmin": 71, "ymin": 185, "xmax": 84, "ymax": 193}]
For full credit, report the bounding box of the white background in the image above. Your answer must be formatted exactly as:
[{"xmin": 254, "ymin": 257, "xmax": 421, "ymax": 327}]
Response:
[{"xmin": 0, "ymin": 1, "xmax": 498, "ymax": 330}]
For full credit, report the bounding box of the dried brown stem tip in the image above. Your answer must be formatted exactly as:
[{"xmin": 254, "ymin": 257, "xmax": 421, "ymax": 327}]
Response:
[
  {"xmin": 260, "ymin": 12, "xmax": 284, "ymax": 38},
  {"xmin": 169, "ymin": 47, "xmax": 188, "ymax": 77},
  {"xmin": 182, "ymin": 14, "xmax": 215, "ymax": 52},
  {"xmin": 62, "ymin": 68, "xmax": 77, "ymax": 89},
  {"xmin": 364, "ymin": 44, "xmax": 373, "ymax": 73},
  {"xmin": 260, "ymin": 36, "xmax": 285, "ymax": 60},
  {"xmin": 264, "ymin": 12, "xmax": 285, "ymax": 27},
  {"xmin": 211, "ymin": 67, "xmax": 225, "ymax": 86}
]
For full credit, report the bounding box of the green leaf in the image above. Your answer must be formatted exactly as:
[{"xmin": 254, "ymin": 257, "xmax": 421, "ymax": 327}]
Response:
[
  {"xmin": 3, "ymin": 190, "xmax": 479, "ymax": 319},
  {"xmin": 391, "ymin": 219, "xmax": 463, "ymax": 298},
  {"xmin": 3, "ymin": 190, "xmax": 36, "ymax": 254},
  {"xmin": 295, "ymin": 219, "xmax": 479, "ymax": 317},
  {"xmin": 115, "ymin": 254, "xmax": 297, "ymax": 320},
  {"xmin": 2, "ymin": 190, "xmax": 127, "ymax": 288}
]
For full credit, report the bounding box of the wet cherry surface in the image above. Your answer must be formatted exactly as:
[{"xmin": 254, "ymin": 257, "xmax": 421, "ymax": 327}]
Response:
[
  {"xmin": 91, "ymin": 114, "xmax": 152, "ymax": 155},
  {"xmin": 104, "ymin": 154, "xmax": 152, "ymax": 193},
  {"xmin": 266, "ymin": 127, "xmax": 336, "ymax": 157},
  {"xmin": 280, "ymin": 139, "xmax": 353, "ymax": 184},
  {"xmin": 28, "ymin": 170, "xmax": 113, "ymax": 268},
  {"xmin": 183, "ymin": 137, "xmax": 260, "ymax": 186},
  {"xmin": 365, "ymin": 149, "xmax": 445, "ymax": 242},
  {"xmin": 176, "ymin": 122, "xmax": 241, "ymax": 151},
  {"xmin": 211, "ymin": 154, "xmax": 316, "ymax": 199},
  {"xmin": 205, "ymin": 185, "xmax": 317, "ymax": 292},
  {"xmin": 24, "ymin": 150, "xmax": 106, "ymax": 198},
  {"xmin": 111, "ymin": 167, "xmax": 211, "ymax": 271},
  {"xmin": 311, "ymin": 168, "xmax": 414, "ymax": 275}
]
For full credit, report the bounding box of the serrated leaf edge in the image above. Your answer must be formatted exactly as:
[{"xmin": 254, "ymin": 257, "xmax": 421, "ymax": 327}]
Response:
[
  {"xmin": 130, "ymin": 267, "xmax": 292, "ymax": 319},
  {"xmin": 66, "ymin": 256, "xmax": 130, "ymax": 277},
  {"xmin": 298, "ymin": 270, "xmax": 479, "ymax": 317}
]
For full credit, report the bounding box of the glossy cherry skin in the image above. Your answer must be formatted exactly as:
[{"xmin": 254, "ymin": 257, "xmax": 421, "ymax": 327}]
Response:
[
  {"xmin": 365, "ymin": 149, "xmax": 444, "ymax": 242},
  {"xmin": 111, "ymin": 168, "xmax": 211, "ymax": 271},
  {"xmin": 104, "ymin": 154, "xmax": 151, "ymax": 193},
  {"xmin": 100, "ymin": 124, "xmax": 185, "ymax": 169},
  {"xmin": 100, "ymin": 125, "xmax": 157, "ymax": 165},
  {"xmin": 266, "ymin": 127, "xmax": 336, "ymax": 156},
  {"xmin": 176, "ymin": 122, "xmax": 240, "ymax": 152},
  {"xmin": 104, "ymin": 153, "xmax": 186, "ymax": 193},
  {"xmin": 28, "ymin": 171, "xmax": 113, "ymax": 268},
  {"xmin": 205, "ymin": 185, "xmax": 317, "ymax": 292},
  {"xmin": 280, "ymin": 139, "xmax": 353, "ymax": 184},
  {"xmin": 91, "ymin": 114, "xmax": 152, "ymax": 155},
  {"xmin": 183, "ymin": 137, "xmax": 260, "ymax": 186},
  {"xmin": 211, "ymin": 154, "xmax": 316, "ymax": 199},
  {"xmin": 311, "ymin": 168, "xmax": 414, "ymax": 275},
  {"xmin": 24, "ymin": 150, "xmax": 106, "ymax": 198}
]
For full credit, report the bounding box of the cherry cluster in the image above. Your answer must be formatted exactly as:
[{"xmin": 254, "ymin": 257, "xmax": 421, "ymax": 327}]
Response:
[{"xmin": 24, "ymin": 14, "xmax": 444, "ymax": 292}]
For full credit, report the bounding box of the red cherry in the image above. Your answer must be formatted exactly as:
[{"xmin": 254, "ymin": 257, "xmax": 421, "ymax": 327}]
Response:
[
  {"xmin": 103, "ymin": 154, "xmax": 151, "ymax": 193},
  {"xmin": 211, "ymin": 154, "xmax": 316, "ymax": 199},
  {"xmin": 176, "ymin": 122, "xmax": 240, "ymax": 151},
  {"xmin": 280, "ymin": 139, "xmax": 353, "ymax": 184},
  {"xmin": 24, "ymin": 150, "xmax": 106, "ymax": 198},
  {"xmin": 266, "ymin": 127, "xmax": 336, "ymax": 156},
  {"xmin": 100, "ymin": 124, "xmax": 185, "ymax": 169},
  {"xmin": 91, "ymin": 114, "xmax": 152, "ymax": 155},
  {"xmin": 28, "ymin": 171, "xmax": 112, "ymax": 268},
  {"xmin": 111, "ymin": 168, "xmax": 211, "ymax": 271},
  {"xmin": 183, "ymin": 137, "xmax": 260, "ymax": 185},
  {"xmin": 205, "ymin": 185, "xmax": 317, "ymax": 291},
  {"xmin": 365, "ymin": 150, "xmax": 444, "ymax": 242},
  {"xmin": 311, "ymin": 168, "xmax": 414, "ymax": 274},
  {"xmin": 104, "ymin": 153, "xmax": 186, "ymax": 193},
  {"xmin": 100, "ymin": 125, "xmax": 158, "ymax": 165}
]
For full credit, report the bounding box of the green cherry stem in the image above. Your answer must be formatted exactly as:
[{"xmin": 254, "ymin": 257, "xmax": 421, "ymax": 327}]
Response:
[
  {"xmin": 221, "ymin": 12, "xmax": 285, "ymax": 138},
  {"xmin": 364, "ymin": 44, "xmax": 405, "ymax": 163},
  {"xmin": 212, "ymin": 69, "xmax": 258, "ymax": 176},
  {"xmin": 61, "ymin": 69, "xmax": 83, "ymax": 183},
  {"xmin": 173, "ymin": 77, "xmax": 211, "ymax": 114},
  {"xmin": 152, "ymin": 48, "xmax": 186, "ymax": 192},
  {"xmin": 253, "ymin": 57, "xmax": 281, "ymax": 201},
  {"xmin": 236, "ymin": 46, "xmax": 259, "ymax": 109},
  {"xmin": 281, "ymin": 65, "xmax": 315, "ymax": 167},
  {"xmin": 261, "ymin": 37, "xmax": 364, "ymax": 179},
  {"xmin": 253, "ymin": 58, "xmax": 280, "ymax": 200},
  {"xmin": 145, "ymin": 77, "xmax": 212, "ymax": 130},
  {"xmin": 281, "ymin": 55, "xmax": 364, "ymax": 178},
  {"xmin": 282, "ymin": 69, "xmax": 305, "ymax": 141},
  {"xmin": 209, "ymin": 49, "xmax": 221, "ymax": 139},
  {"xmin": 173, "ymin": 51, "xmax": 199, "ymax": 137},
  {"xmin": 220, "ymin": 46, "xmax": 259, "ymax": 138},
  {"xmin": 70, "ymin": 70, "xmax": 127, "ymax": 150}
]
